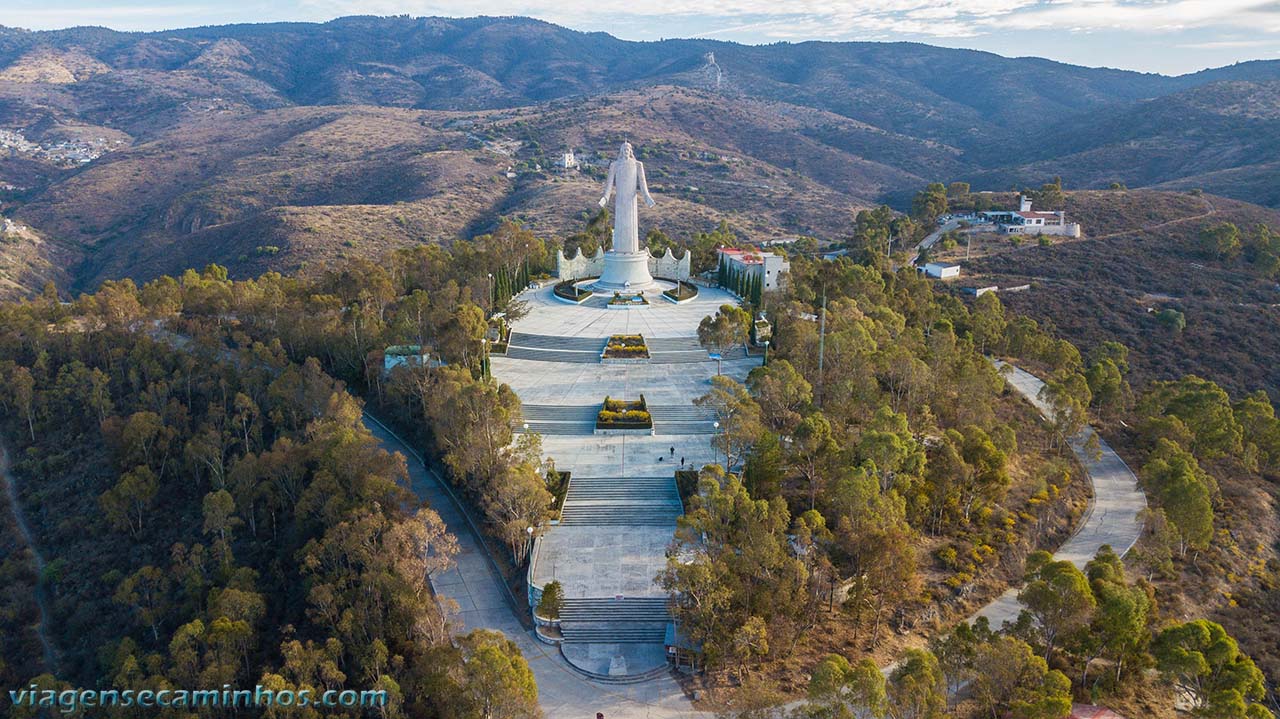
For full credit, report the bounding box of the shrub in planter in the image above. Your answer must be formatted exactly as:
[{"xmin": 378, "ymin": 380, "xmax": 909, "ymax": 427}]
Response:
[{"xmin": 538, "ymin": 580, "xmax": 564, "ymax": 620}]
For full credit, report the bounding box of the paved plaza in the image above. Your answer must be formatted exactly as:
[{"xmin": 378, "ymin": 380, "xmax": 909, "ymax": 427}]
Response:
[
  {"xmin": 489, "ymin": 282, "xmax": 761, "ymax": 678},
  {"xmin": 509, "ymin": 283, "xmax": 744, "ymax": 338}
]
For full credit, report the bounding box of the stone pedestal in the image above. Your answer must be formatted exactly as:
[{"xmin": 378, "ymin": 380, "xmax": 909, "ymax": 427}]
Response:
[{"xmin": 594, "ymin": 250, "xmax": 657, "ymax": 291}]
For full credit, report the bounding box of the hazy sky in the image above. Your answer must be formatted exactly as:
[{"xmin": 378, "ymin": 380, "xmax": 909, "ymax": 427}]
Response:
[{"xmin": 7, "ymin": 0, "xmax": 1280, "ymax": 76}]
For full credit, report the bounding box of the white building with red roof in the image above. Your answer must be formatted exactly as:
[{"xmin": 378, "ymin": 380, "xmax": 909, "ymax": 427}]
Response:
[
  {"xmin": 716, "ymin": 246, "xmax": 790, "ymax": 290},
  {"xmin": 980, "ymin": 195, "xmax": 1082, "ymax": 237}
]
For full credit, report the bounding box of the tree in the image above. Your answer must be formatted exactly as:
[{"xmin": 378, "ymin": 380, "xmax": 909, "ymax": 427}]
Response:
[
  {"xmin": 857, "ymin": 406, "xmax": 925, "ymax": 493},
  {"xmin": 1139, "ymin": 376, "xmax": 1243, "ymax": 460},
  {"xmin": 1154, "ymin": 620, "xmax": 1274, "ymax": 719},
  {"xmin": 695, "ymin": 375, "xmax": 765, "ymax": 471},
  {"xmin": 699, "ymin": 303, "xmax": 752, "ymax": 356},
  {"xmin": 887, "ymin": 649, "xmax": 947, "ymax": 719},
  {"xmin": 802, "ymin": 654, "xmax": 887, "ymax": 719},
  {"xmin": 100, "ymin": 465, "xmax": 159, "ymax": 537},
  {"xmin": 970, "ymin": 291, "xmax": 1006, "ymax": 355},
  {"xmin": 1079, "ymin": 546, "xmax": 1153, "ymax": 688},
  {"xmin": 1200, "ymin": 222, "xmax": 1242, "ymax": 260},
  {"xmin": 1142, "ymin": 439, "xmax": 1214, "ymax": 556},
  {"xmin": 113, "ymin": 565, "xmax": 172, "ymax": 642},
  {"xmin": 1039, "ymin": 373, "xmax": 1091, "ymax": 448},
  {"xmin": 744, "ymin": 431, "xmax": 786, "ymax": 500},
  {"xmin": 11, "ymin": 365, "xmax": 35, "ymax": 441},
  {"xmin": 537, "ymin": 580, "xmax": 563, "ymax": 620},
  {"xmin": 747, "ymin": 359, "xmax": 812, "ymax": 434},
  {"xmin": 972, "ymin": 635, "xmax": 1071, "ymax": 719},
  {"xmin": 1018, "ymin": 550, "xmax": 1095, "ymax": 660},
  {"xmin": 911, "ymin": 183, "xmax": 948, "ymax": 224},
  {"xmin": 791, "ymin": 412, "xmax": 839, "ymax": 508},
  {"xmin": 733, "ymin": 616, "xmax": 771, "ymax": 679},
  {"xmin": 1155, "ymin": 308, "xmax": 1186, "ymax": 334},
  {"xmin": 455, "ymin": 630, "xmax": 541, "ymax": 719},
  {"xmin": 658, "ymin": 473, "xmax": 809, "ymax": 671}
]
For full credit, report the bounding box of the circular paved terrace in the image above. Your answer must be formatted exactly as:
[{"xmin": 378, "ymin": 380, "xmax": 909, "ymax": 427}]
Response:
[{"xmin": 512, "ymin": 282, "xmax": 741, "ymax": 338}]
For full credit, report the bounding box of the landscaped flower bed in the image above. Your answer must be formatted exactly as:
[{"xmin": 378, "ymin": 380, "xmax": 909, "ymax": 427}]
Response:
[
  {"xmin": 553, "ymin": 279, "xmax": 593, "ymax": 303},
  {"xmin": 662, "ymin": 280, "xmax": 698, "ymax": 302},
  {"xmin": 608, "ymin": 292, "xmax": 648, "ymax": 306},
  {"xmin": 596, "ymin": 395, "xmax": 652, "ymax": 429},
  {"xmin": 603, "ymin": 334, "xmax": 649, "ymax": 359}
]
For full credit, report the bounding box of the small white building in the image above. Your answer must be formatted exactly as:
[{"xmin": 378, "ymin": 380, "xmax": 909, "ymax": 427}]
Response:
[
  {"xmin": 559, "ymin": 150, "xmax": 579, "ymax": 170},
  {"xmin": 383, "ymin": 345, "xmax": 440, "ymax": 374},
  {"xmin": 923, "ymin": 262, "xmax": 961, "ymax": 280},
  {"xmin": 717, "ymin": 247, "xmax": 790, "ymax": 290}
]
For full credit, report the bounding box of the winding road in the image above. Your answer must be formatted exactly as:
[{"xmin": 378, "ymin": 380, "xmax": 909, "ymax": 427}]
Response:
[
  {"xmin": 360, "ymin": 360, "xmax": 1148, "ymax": 715},
  {"xmin": 973, "ymin": 362, "xmax": 1147, "ymax": 628}
]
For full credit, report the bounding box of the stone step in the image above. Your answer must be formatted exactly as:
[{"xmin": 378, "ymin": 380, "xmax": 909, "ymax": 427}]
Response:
[
  {"xmin": 649, "ymin": 351, "xmax": 710, "ymax": 364},
  {"xmin": 648, "ymin": 405, "xmax": 717, "ymax": 420},
  {"xmin": 509, "ymin": 332, "xmax": 607, "ymax": 352},
  {"xmin": 565, "ymin": 492, "xmax": 680, "ymax": 502},
  {"xmin": 559, "ymin": 610, "xmax": 672, "ymax": 622},
  {"xmin": 558, "ymin": 513, "xmax": 677, "ymax": 526},
  {"xmin": 653, "ymin": 422, "xmax": 718, "ymax": 435},
  {"xmin": 517, "ymin": 421, "xmax": 594, "ymax": 436},
  {"xmin": 559, "ymin": 505, "xmax": 679, "ymax": 517},
  {"xmin": 504, "ymin": 347, "xmax": 600, "ymax": 364},
  {"xmin": 646, "ymin": 337, "xmax": 703, "ymax": 351},
  {"xmin": 560, "ymin": 622, "xmax": 669, "ymax": 644},
  {"xmin": 521, "ymin": 404, "xmax": 600, "ymax": 418}
]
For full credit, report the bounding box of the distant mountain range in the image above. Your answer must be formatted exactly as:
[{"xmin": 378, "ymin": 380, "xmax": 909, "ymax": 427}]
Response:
[{"xmin": 0, "ymin": 15, "xmax": 1277, "ymax": 296}]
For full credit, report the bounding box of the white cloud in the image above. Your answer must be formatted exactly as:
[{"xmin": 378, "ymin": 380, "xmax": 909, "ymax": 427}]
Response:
[{"xmin": 294, "ymin": 0, "xmax": 1280, "ymax": 39}]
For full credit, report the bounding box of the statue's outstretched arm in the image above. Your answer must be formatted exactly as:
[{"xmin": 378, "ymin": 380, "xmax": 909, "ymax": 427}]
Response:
[
  {"xmin": 598, "ymin": 162, "xmax": 617, "ymax": 208},
  {"xmin": 637, "ymin": 161, "xmax": 656, "ymax": 208}
]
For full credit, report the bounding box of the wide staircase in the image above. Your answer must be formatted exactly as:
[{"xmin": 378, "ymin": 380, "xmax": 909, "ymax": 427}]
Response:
[
  {"xmin": 558, "ymin": 476, "xmax": 682, "ymax": 526},
  {"xmin": 649, "ymin": 404, "xmax": 718, "ymax": 434},
  {"xmin": 558, "ymin": 597, "xmax": 671, "ymax": 644},
  {"xmin": 516, "ymin": 404, "xmax": 597, "ymax": 435},
  {"xmin": 505, "ymin": 332, "xmax": 604, "ymax": 364},
  {"xmin": 647, "ymin": 336, "xmax": 710, "ymax": 364}
]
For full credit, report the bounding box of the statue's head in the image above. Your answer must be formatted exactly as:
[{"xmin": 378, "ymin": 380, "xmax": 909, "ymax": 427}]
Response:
[{"xmin": 619, "ymin": 141, "xmax": 634, "ymax": 159}]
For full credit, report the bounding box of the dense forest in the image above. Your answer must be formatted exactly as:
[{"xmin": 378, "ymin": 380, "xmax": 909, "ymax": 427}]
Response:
[{"xmin": 1, "ymin": 189, "xmax": 1279, "ymax": 718}]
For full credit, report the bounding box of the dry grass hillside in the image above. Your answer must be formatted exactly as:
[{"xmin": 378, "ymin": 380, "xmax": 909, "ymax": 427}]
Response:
[
  {"xmin": 0, "ymin": 16, "xmax": 1278, "ymax": 298},
  {"xmin": 957, "ymin": 190, "xmax": 1280, "ymax": 397},
  {"xmin": 4, "ymin": 87, "xmax": 916, "ymax": 296}
]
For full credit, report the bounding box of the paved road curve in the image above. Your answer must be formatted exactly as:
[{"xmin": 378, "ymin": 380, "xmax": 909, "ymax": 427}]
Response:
[
  {"xmin": 362, "ymin": 414, "xmax": 706, "ymax": 718},
  {"xmin": 973, "ymin": 362, "xmax": 1147, "ymax": 628}
]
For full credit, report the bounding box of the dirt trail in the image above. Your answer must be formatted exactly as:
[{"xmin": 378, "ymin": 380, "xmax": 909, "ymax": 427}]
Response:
[
  {"xmin": 0, "ymin": 441, "xmax": 59, "ymax": 674},
  {"xmin": 1090, "ymin": 195, "xmax": 1217, "ymax": 241}
]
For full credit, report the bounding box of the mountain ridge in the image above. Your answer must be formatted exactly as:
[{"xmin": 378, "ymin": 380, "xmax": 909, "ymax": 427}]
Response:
[{"xmin": 1, "ymin": 15, "xmax": 1278, "ymax": 297}]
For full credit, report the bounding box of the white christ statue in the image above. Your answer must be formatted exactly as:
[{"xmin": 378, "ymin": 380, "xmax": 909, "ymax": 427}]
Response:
[{"xmin": 594, "ymin": 141, "xmax": 658, "ymax": 290}]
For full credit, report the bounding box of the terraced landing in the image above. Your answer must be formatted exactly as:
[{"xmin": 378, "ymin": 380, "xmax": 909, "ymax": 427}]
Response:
[{"xmin": 516, "ymin": 403, "xmax": 718, "ymax": 436}]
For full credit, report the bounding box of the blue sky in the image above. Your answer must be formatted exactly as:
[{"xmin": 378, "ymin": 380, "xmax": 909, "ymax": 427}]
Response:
[{"xmin": 7, "ymin": 0, "xmax": 1279, "ymax": 75}]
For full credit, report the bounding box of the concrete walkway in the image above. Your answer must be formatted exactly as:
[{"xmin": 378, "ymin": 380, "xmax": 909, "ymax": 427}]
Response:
[
  {"xmin": 362, "ymin": 415, "xmax": 708, "ymax": 718},
  {"xmin": 973, "ymin": 362, "xmax": 1147, "ymax": 628}
]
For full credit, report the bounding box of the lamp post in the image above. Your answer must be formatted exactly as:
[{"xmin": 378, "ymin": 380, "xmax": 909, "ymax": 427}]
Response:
[
  {"xmin": 526, "ymin": 525, "xmax": 535, "ymax": 565},
  {"xmin": 523, "ymin": 422, "xmax": 530, "ymax": 433},
  {"xmin": 487, "ymin": 272, "xmax": 494, "ymax": 314},
  {"xmin": 481, "ymin": 337, "xmax": 489, "ymax": 380},
  {"xmin": 713, "ymin": 420, "xmax": 727, "ymax": 470},
  {"xmin": 763, "ymin": 340, "xmax": 770, "ymax": 366}
]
